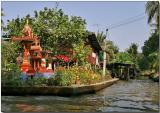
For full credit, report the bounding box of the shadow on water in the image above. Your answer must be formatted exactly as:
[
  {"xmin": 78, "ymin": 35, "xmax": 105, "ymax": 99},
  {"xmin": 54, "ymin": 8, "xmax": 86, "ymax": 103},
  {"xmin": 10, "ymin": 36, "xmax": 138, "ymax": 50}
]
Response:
[{"xmin": 1, "ymin": 78, "xmax": 159, "ymax": 112}]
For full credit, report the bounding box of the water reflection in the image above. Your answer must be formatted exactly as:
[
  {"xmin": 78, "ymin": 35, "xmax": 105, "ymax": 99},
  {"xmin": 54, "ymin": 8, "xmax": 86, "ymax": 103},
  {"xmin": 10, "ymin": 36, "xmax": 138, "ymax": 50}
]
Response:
[{"xmin": 2, "ymin": 79, "xmax": 159, "ymax": 112}]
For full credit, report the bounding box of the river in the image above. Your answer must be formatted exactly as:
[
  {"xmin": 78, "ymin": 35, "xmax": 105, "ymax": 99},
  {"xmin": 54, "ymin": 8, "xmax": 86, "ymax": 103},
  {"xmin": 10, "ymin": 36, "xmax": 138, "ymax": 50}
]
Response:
[{"xmin": 1, "ymin": 78, "xmax": 159, "ymax": 112}]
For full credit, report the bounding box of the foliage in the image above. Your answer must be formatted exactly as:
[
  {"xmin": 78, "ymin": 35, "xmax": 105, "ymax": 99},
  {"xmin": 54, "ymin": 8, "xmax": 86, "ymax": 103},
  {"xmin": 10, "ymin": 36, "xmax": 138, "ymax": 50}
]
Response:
[
  {"xmin": 5, "ymin": 77, "xmax": 22, "ymax": 86},
  {"xmin": 137, "ymin": 53, "xmax": 150, "ymax": 71},
  {"xmin": 96, "ymin": 31, "xmax": 119, "ymax": 62},
  {"xmin": 4, "ymin": 8, "xmax": 87, "ymax": 55},
  {"xmin": 2, "ymin": 71, "xmax": 55, "ymax": 87},
  {"xmin": 147, "ymin": 51, "xmax": 159, "ymax": 72},
  {"xmin": 140, "ymin": 33, "xmax": 159, "ymax": 72},
  {"xmin": 96, "ymin": 31, "xmax": 106, "ymax": 46},
  {"xmin": 142, "ymin": 32, "xmax": 159, "ymax": 57},
  {"xmin": 126, "ymin": 43, "xmax": 138, "ymax": 59},
  {"xmin": 1, "ymin": 8, "xmax": 4, "ymax": 29},
  {"xmin": 24, "ymin": 77, "xmax": 47, "ymax": 86},
  {"xmin": 54, "ymin": 66, "xmax": 110, "ymax": 86},
  {"xmin": 106, "ymin": 40, "xmax": 119, "ymax": 61},
  {"xmin": 2, "ymin": 66, "xmax": 112, "ymax": 87},
  {"xmin": 73, "ymin": 41, "xmax": 92, "ymax": 65},
  {"xmin": 145, "ymin": 1, "xmax": 159, "ymax": 32},
  {"xmin": 1, "ymin": 41, "xmax": 21, "ymax": 71},
  {"xmin": 2, "ymin": 71, "xmax": 22, "ymax": 86},
  {"xmin": 112, "ymin": 52, "xmax": 133, "ymax": 64},
  {"xmin": 33, "ymin": 8, "xmax": 87, "ymax": 51},
  {"xmin": 126, "ymin": 43, "xmax": 138, "ymax": 68},
  {"xmin": 142, "ymin": 2, "xmax": 159, "ymax": 72},
  {"xmin": 96, "ymin": 68, "xmax": 110, "ymax": 76}
]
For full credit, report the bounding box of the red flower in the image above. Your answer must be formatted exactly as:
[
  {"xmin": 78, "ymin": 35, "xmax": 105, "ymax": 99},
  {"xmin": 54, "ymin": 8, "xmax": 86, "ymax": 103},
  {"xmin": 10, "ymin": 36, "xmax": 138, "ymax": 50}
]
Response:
[{"xmin": 55, "ymin": 55, "xmax": 70, "ymax": 62}]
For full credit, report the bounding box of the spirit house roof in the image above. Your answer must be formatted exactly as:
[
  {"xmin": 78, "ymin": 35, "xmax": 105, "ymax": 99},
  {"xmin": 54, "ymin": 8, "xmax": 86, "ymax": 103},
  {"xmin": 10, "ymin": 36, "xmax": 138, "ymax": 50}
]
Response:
[{"xmin": 11, "ymin": 20, "xmax": 38, "ymax": 42}]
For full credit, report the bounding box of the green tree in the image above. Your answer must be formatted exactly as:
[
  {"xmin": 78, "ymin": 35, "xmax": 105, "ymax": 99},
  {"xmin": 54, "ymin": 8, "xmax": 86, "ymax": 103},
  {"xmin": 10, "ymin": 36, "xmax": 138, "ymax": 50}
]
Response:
[
  {"xmin": 106, "ymin": 40, "xmax": 119, "ymax": 56},
  {"xmin": 137, "ymin": 53, "xmax": 150, "ymax": 71},
  {"xmin": 148, "ymin": 51, "xmax": 159, "ymax": 72},
  {"xmin": 5, "ymin": 15, "xmax": 31, "ymax": 36},
  {"xmin": 112, "ymin": 52, "xmax": 133, "ymax": 64},
  {"xmin": 1, "ymin": 41, "xmax": 21, "ymax": 71},
  {"xmin": 4, "ymin": 8, "xmax": 87, "ymax": 56},
  {"xmin": 143, "ymin": 1, "xmax": 159, "ymax": 73},
  {"xmin": 1, "ymin": 8, "xmax": 4, "ymax": 29},
  {"xmin": 96, "ymin": 31, "xmax": 119, "ymax": 62},
  {"xmin": 73, "ymin": 41, "xmax": 92, "ymax": 65},
  {"xmin": 127, "ymin": 43, "xmax": 138, "ymax": 56},
  {"xmin": 142, "ymin": 32, "xmax": 159, "ymax": 57},
  {"xmin": 141, "ymin": 32, "xmax": 159, "ymax": 72},
  {"xmin": 126, "ymin": 43, "xmax": 138, "ymax": 64},
  {"xmin": 145, "ymin": 1, "xmax": 159, "ymax": 33},
  {"xmin": 32, "ymin": 8, "xmax": 86, "ymax": 53},
  {"xmin": 96, "ymin": 31, "xmax": 106, "ymax": 46}
]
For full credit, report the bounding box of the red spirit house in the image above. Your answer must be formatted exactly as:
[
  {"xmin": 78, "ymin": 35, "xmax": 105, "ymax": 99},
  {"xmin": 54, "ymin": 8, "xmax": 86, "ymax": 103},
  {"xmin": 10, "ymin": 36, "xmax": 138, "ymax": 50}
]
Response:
[{"xmin": 11, "ymin": 20, "xmax": 53, "ymax": 78}]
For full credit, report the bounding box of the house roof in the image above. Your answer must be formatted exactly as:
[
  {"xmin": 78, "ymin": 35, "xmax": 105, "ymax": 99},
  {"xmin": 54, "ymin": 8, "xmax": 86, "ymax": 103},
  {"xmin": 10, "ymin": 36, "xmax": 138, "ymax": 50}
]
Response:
[{"xmin": 87, "ymin": 33, "xmax": 102, "ymax": 52}]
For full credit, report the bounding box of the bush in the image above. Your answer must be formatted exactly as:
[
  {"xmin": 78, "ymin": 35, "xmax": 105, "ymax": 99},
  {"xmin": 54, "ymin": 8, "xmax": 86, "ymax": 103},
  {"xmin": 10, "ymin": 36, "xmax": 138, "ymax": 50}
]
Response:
[
  {"xmin": 4, "ymin": 76, "xmax": 22, "ymax": 86},
  {"xmin": 54, "ymin": 67, "xmax": 76, "ymax": 86},
  {"xmin": 54, "ymin": 66, "xmax": 106, "ymax": 86},
  {"xmin": 2, "ymin": 66, "xmax": 112, "ymax": 87},
  {"xmin": 2, "ymin": 72, "xmax": 49, "ymax": 87},
  {"xmin": 46, "ymin": 77, "xmax": 56, "ymax": 86},
  {"xmin": 24, "ymin": 78, "xmax": 47, "ymax": 86}
]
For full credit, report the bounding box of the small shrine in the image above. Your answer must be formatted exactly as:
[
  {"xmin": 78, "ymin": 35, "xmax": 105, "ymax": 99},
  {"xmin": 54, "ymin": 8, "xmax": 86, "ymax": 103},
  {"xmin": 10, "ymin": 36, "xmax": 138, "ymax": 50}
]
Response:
[{"xmin": 11, "ymin": 20, "xmax": 53, "ymax": 78}]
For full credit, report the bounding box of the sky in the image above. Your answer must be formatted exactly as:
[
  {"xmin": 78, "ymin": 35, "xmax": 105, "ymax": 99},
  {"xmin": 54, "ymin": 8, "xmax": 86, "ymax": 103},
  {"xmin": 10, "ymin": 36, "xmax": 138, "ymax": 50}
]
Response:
[{"xmin": 1, "ymin": 1, "xmax": 150, "ymax": 52}]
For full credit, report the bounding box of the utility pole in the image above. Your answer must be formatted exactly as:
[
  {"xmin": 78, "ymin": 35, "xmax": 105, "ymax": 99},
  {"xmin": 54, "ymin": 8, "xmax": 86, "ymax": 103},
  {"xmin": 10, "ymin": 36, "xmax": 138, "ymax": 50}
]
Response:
[{"xmin": 103, "ymin": 29, "xmax": 108, "ymax": 76}]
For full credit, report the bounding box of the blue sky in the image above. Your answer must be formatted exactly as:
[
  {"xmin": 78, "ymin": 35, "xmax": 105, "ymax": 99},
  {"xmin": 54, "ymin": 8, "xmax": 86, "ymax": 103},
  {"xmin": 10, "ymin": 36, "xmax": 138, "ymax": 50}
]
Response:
[{"xmin": 2, "ymin": 1, "xmax": 150, "ymax": 52}]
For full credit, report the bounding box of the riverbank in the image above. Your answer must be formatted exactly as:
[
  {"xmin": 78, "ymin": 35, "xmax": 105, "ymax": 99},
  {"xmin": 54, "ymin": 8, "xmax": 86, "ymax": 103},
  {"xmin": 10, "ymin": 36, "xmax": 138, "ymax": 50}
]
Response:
[
  {"xmin": 149, "ymin": 74, "xmax": 159, "ymax": 82},
  {"xmin": 140, "ymin": 71, "xmax": 159, "ymax": 82},
  {"xmin": 2, "ymin": 78, "xmax": 119, "ymax": 96}
]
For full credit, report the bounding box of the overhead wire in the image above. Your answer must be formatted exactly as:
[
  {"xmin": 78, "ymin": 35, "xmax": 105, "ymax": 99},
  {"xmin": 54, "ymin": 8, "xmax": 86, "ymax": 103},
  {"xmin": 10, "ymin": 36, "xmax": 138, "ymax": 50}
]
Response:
[
  {"xmin": 91, "ymin": 12, "xmax": 146, "ymax": 31},
  {"xmin": 108, "ymin": 16, "xmax": 145, "ymax": 30},
  {"xmin": 107, "ymin": 12, "xmax": 145, "ymax": 29},
  {"xmin": 101, "ymin": 12, "xmax": 146, "ymax": 41}
]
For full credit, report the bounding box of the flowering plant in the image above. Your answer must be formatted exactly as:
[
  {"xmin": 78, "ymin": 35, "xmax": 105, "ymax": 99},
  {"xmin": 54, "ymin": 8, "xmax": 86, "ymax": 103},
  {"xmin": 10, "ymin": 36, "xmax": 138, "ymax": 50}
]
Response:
[{"xmin": 55, "ymin": 55, "xmax": 70, "ymax": 62}]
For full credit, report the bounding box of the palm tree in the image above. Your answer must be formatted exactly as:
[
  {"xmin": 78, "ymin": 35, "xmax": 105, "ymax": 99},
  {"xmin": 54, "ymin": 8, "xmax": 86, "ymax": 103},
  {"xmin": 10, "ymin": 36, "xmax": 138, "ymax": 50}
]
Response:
[
  {"xmin": 96, "ymin": 31, "xmax": 106, "ymax": 46},
  {"xmin": 148, "ymin": 51, "xmax": 159, "ymax": 72},
  {"xmin": 1, "ymin": 8, "xmax": 4, "ymax": 29},
  {"xmin": 145, "ymin": 1, "xmax": 159, "ymax": 31},
  {"xmin": 127, "ymin": 43, "xmax": 138, "ymax": 58},
  {"xmin": 96, "ymin": 31, "xmax": 119, "ymax": 62}
]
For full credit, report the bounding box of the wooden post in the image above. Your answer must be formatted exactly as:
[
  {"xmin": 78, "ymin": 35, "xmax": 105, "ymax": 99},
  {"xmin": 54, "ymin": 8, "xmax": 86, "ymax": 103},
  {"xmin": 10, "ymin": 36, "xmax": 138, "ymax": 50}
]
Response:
[
  {"xmin": 103, "ymin": 51, "xmax": 106, "ymax": 76},
  {"xmin": 127, "ymin": 67, "xmax": 130, "ymax": 80},
  {"xmin": 103, "ymin": 29, "xmax": 108, "ymax": 77},
  {"xmin": 120, "ymin": 67, "xmax": 123, "ymax": 78}
]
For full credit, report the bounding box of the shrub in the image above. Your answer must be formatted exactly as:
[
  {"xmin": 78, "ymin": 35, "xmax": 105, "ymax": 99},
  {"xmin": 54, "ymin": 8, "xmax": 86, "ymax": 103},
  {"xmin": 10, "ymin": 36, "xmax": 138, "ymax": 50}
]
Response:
[
  {"xmin": 54, "ymin": 66, "xmax": 104, "ymax": 86},
  {"xmin": 2, "ymin": 66, "xmax": 112, "ymax": 87}
]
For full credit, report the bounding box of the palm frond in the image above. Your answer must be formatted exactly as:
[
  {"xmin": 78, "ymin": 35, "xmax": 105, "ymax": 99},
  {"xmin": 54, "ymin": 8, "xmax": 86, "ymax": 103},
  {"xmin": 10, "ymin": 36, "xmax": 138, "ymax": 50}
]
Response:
[{"xmin": 145, "ymin": 1, "xmax": 159, "ymax": 24}]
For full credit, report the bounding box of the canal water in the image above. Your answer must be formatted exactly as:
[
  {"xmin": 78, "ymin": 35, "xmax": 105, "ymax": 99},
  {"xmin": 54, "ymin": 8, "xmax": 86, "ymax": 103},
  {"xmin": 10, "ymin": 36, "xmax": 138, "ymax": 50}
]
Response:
[{"xmin": 2, "ymin": 78, "xmax": 159, "ymax": 112}]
